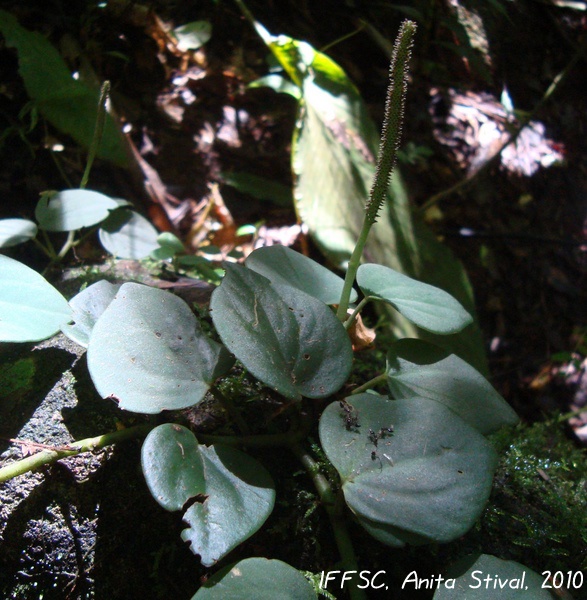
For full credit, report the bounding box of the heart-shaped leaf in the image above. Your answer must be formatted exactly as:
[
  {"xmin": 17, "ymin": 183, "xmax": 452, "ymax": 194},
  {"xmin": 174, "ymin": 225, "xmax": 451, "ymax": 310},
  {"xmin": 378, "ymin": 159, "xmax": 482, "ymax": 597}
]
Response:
[
  {"xmin": 433, "ymin": 554, "xmax": 554, "ymax": 599},
  {"xmin": 142, "ymin": 424, "xmax": 275, "ymax": 567},
  {"xmin": 99, "ymin": 208, "xmax": 160, "ymax": 259},
  {"xmin": 387, "ymin": 339, "xmax": 518, "ymax": 435},
  {"xmin": 210, "ymin": 263, "xmax": 352, "ymax": 400},
  {"xmin": 0, "ymin": 218, "xmax": 38, "ymax": 248},
  {"xmin": 87, "ymin": 282, "xmax": 233, "ymax": 413},
  {"xmin": 357, "ymin": 263, "xmax": 473, "ymax": 335},
  {"xmin": 61, "ymin": 280, "xmax": 120, "ymax": 348},
  {"xmin": 0, "ymin": 255, "xmax": 71, "ymax": 342},
  {"xmin": 192, "ymin": 557, "xmax": 317, "ymax": 599},
  {"xmin": 35, "ymin": 189, "xmax": 126, "ymax": 232},
  {"xmin": 245, "ymin": 245, "xmax": 356, "ymax": 305},
  {"xmin": 320, "ymin": 394, "xmax": 497, "ymax": 546}
]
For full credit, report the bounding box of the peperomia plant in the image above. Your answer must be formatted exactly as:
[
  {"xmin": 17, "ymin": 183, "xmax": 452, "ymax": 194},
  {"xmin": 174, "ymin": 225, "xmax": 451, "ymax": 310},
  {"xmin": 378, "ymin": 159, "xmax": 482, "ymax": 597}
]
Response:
[{"xmin": 0, "ymin": 19, "xmax": 530, "ymax": 599}]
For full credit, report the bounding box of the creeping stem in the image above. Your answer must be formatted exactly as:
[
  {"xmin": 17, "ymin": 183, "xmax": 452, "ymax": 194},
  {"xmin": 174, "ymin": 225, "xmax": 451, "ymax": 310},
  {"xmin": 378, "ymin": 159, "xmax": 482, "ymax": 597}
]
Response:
[
  {"xmin": 337, "ymin": 20, "xmax": 416, "ymax": 321},
  {"xmin": 0, "ymin": 424, "xmax": 153, "ymax": 484}
]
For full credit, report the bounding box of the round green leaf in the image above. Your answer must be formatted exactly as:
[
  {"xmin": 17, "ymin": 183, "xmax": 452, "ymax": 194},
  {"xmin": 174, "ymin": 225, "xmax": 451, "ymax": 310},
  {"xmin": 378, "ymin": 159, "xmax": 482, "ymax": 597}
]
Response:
[
  {"xmin": 192, "ymin": 557, "xmax": 317, "ymax": 599},
  {"xmin": 245, "ymin": 245, "xmax": 357, "ymax": 305},
  {"xmin": 99, "ymin": 209, "xmax": 160, "ymax": 259},
  {"xmin": 87, "ymin": 282, "xmax": 233, "ymax": 413},
  {"xmin": 387, "ymin": 339, "xmax": 519, "ymax": 435},
  {"xmin": 0, "ymin": 254, "xmax": 71, "ymax": 342},
  {"xmin": 319, "ymin": 394, "xmax": 497, "ymax": 546},
  {"xmin": 142, "ymin": 425, "xmax": 275, "ymax": 567},
  {"xmin": 61, "ymin": 280, "xmax": 120, "ymax": 348},
  {"xmin": 357, "ymin": 263, "xmax": 473, "ymax": 334},
  {"xmin": 0, "ymin": 218, "xmax": 37, "ymax": 248},
  {"xmin": 210, "ymin": 263, "xmax": 352, "ymax": 400},
  {"xmin": 433, "ymin": 554, "xmax": 554, "ymax": 599},
  {"xmin": 35, "ymin": 189, "xmax": 126, "ymax": 232}
]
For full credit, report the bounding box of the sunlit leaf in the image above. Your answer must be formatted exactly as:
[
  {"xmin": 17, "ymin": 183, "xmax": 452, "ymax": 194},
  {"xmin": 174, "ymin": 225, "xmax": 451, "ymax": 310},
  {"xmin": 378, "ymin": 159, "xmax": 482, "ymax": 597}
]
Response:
[
  {"xmin": 142, "ymin": 424, "xmax": 275, "ymax": 567},
  {"xmin": 61, "ymin": 280, "xmax": 120, "ymax": 348},
  {"xmin": 320, "ymin": 394, "xmax": 497, "ymax": 546},
  {"xmin": 433, "ymin": 554, "xmax": 553, "ymax": 599},
  {"xmin": 210, "ymin": 263, "xmax": 352, "ymax": 400},
  {"xmin": 0, "ymin": 254, "xmax": 71, "ymax": 342},
  {"xmin": 99, "ymin": 209, "xmax": 160, "ymax": 259},
  {"xmin": 192, "ymin": 557, "xmax": 316, "ymax": 599},
  {"xmin": 174, "ymin": 21, "xmax": 212, "ymax": 52},
  {"xmin": 357, "ymin": 263, "xmax": 472, "ymax": 334},
  {"xmin": 35, "ymin": 189, "xmax": 125, "ymax": 232},
  {"xmin": 386, "ymin": 339, "xmax": 519, "ymax": 435},
  {"xmin": 0, "ymin": 218, "xmax": 37, "ymax": 248},
  {"xmin": 245, "ymin": 245, "xmax": 356, "ymax": 305},
  {"xmin": 87, "ymin": 283, "xmax": 233, "ymax": 413}
]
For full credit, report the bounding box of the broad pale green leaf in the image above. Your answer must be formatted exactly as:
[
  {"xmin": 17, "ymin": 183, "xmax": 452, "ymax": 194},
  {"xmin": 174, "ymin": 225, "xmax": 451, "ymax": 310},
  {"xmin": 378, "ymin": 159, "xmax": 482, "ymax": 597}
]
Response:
[
  {"xmin": 319, "ymin": 394, "xmax": 497, "ymax": 546},
  {"xmin": 87, "ymin": 282, "xmax": 233, "ymax": 413},
  {"xmin": 0, "ymin": 254, "xmax": 71, "ymax": 342},
  {"xmin": 245, "ymin": 245, "xmax": 356, "ymax": 305},
  {"xmin": 142, "ymin": 425, "xmax": 275, "ymax": 567},
  {"xmin": 210, "ymin": 263, "xmax": 352, "ymax": 400},
  {"xmin": 174, "ymin": 21, "xmax": 212, "ymax": 51},
  {"xmin": 0, "ymin": 218, "xmax": 37, "ymax": 248},
  {"xmin": 433, "ymin": 554, "xmax": 553, "ymax": 599},
  {"xmin": 386, "ymin": 339, "xmax": 518, "ymax": 435},
  {"xmin": 61, "ymin": 280, "xmax": 120, "ymax": 348},
  {"xmin": 99, "ymin": 209, "xmax": 160, "ymax": 259},
  {"xmin": 0, "ymin": 9, "xmax": 127, "ymax": 166},
  {"xmin": 192, "ymin": 557, "xmax": 317, "ymax": 599},
  {"xmin": 35, "ymin": 189, "xmax": 124, "ymax": 232},
  {"xmin": 357, "ymin": 263, "xmax": 473, "ymax": 334}
]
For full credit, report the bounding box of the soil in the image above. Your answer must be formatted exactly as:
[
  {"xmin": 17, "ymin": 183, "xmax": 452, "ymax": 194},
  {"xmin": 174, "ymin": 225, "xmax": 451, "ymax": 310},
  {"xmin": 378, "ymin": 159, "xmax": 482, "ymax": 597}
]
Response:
[{"xmin": 0, "ymin": 1, "xmax": 586, "ymax": 599}]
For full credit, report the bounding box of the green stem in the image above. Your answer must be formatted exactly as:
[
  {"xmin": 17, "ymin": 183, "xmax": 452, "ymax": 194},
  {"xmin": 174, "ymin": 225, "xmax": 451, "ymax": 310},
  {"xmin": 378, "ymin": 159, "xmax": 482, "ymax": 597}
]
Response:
[
  {"xmin": 0, "ymin": 423, "xmax": 153, "ymax": 484},
  {"xmin": 79, "ymin": 81, "xmax": 110, "ymax": 190},
  {"xmin": 336, "ymin": 20, "xmax": 416, "ymax": 320},
  {"xmin": 351, "ymin": 373, "xmax": 387, "ymax": 396},
  {"xmin": 343, "ymin": 295, "xmax": 374, "ymax": 331},
  {"xmin": 290, "ymin": 444, "xmax": 367, "ymax": 600}
]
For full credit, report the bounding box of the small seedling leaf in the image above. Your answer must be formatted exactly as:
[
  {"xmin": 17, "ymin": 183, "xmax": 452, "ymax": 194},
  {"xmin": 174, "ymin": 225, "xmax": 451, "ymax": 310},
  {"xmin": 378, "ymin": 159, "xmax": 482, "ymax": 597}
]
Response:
[
  {"xmin": 245, "ymin": 245, "xmax": 356, "ymax": 305},
  {"xmin": 61, "ymin": 280, "xmax": 120, "ymax": 348},
  {"xmin": 433, "ymin": 554, "xmax": 553, "ymax": 599},
  {"xmin": 174, "ymin": 21, "xmax": 212, "ymax": 51},
  {"xmin": 87, "ymin": 282, "xmax": 233, "ymax": 413},
  {"xmin": 99, "ymin": 209, "xmax": 160, "ymax": 259},
  {"xmin": 192, "ymin": 557, "xmax": 317, "ymax": 599},
  {"xmin": 0, "ymin": 218, "xmax": 38, "ymax": 248},
  {"xmin": 357, "ymin": 263, "xmax": 473, "ymax": 334},
  {"xmin": 210, "ymin": 263, "xmax": 352, "ymax": 400},
  {"xmin": 142, "ymin": 425, "xmax": 275, "ymax": 567},
  {"xmin": 387, "ymin": 339, "xmax": 518, "ymax": 435},
  {"xmin": 35, "ymin": 189, "xmax": 125, "ymax": 232},
  {"xmin": 320, "ymin": 394, "xmax": 497, "ymax": 546},
  {"xmin": 0, "ymin": 255, "xmax": 71, "ymax": 342}
]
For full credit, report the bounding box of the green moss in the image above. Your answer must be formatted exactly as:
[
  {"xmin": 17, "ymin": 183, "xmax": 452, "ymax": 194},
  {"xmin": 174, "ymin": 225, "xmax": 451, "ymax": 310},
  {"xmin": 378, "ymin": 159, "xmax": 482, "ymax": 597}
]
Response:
[{"xmin": 480, "ymin": 419, "xmax": 587, "ymax": 572}]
